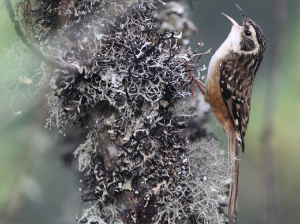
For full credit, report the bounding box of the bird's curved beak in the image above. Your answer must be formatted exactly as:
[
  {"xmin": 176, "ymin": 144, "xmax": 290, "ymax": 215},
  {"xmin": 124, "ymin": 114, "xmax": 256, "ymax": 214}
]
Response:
[
  {"xmin": 222, "ymin": 4, "xmax": 247, "ymax": 32},
  {"xmin": 222, "ymin": 13, "xmax": 243, "ymax": 32}
]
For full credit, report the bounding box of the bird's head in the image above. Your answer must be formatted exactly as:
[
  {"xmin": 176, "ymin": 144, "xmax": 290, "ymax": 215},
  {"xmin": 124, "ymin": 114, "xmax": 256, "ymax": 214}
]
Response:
[{"xmin": 222, "ymin": 4, "xmax": 266, "ymax": 55}]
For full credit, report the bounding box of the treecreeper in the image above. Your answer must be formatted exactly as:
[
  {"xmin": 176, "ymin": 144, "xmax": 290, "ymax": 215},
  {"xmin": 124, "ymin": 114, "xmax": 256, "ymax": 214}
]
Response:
[{"xmin": 200, "ymin": 4, "xmax": 266, "ymax": 223}]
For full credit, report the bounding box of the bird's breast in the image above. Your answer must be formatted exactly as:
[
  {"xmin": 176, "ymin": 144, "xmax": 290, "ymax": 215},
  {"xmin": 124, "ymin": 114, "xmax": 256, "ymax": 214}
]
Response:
[{"xmin": 205, "ymin": 53, "xmax": 234, "ymax": 134}]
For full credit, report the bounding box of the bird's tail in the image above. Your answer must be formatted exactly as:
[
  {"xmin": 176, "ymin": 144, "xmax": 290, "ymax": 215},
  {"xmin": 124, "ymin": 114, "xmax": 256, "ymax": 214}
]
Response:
[{"xmin": 228, "ymin": 129, "xmax": 240, "ymax": 223}]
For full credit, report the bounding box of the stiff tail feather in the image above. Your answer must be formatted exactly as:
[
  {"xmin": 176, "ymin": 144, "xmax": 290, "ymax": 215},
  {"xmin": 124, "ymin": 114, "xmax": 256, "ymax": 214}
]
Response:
[{"xmin": 228, "ymin": 129, "xmax": 240, "ymax": 223}]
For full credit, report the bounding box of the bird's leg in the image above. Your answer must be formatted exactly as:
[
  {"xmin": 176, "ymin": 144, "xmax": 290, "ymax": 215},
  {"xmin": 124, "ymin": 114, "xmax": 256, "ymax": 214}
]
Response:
[
  {"xmin": 193, "ymin": 79, "xmax": 206, "ymax": 95},
  {"xmin": 184, "ymin": 61, "xmax": 206, "ymax": 96},
  {"xmin": 191, "ymin": 84, "xmax": 195, "ymax": 98}
]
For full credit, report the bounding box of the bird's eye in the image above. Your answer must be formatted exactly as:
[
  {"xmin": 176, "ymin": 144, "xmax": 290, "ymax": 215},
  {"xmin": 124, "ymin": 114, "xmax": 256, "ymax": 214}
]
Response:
[{"xmin": 245, "ymin": 31, "xmax": 252, "ymax": 36}]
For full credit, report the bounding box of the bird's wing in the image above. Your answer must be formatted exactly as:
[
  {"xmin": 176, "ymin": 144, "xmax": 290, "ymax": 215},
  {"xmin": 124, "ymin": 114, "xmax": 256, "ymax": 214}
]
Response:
[{"xmin": 219, "ymin": 53, "xmax": 259, "ymax": 152}]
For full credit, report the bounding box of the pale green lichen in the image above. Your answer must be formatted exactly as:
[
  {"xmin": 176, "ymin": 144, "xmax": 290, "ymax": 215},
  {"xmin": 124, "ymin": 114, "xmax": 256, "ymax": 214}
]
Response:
[
  {"xmin": 153, "ymin": 140, "xmax": 229, "ymax": 224},
  {"xmin": 76, "ymin": 203, "xmax": 121, "ymax": 224},
  {"xmin": 0, "ymin": 41, "xmax": 48, "ymax": 115},
  {"xmin": 74, "ymin": 130, "xmax": 99, "ymax": 172}
]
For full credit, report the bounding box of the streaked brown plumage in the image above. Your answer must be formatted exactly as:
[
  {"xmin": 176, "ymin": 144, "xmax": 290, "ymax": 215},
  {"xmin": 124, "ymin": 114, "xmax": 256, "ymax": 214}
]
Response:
[{"xmin": 204, "ymin": 4, "xmax": 266, "ymax": 223}]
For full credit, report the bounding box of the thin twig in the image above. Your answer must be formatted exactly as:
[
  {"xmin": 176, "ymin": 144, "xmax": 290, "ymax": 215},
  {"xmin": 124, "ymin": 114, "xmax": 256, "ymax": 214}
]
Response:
[{"xmin": 5, "ymin": 0, "xmax": 78, "ymax": 74}]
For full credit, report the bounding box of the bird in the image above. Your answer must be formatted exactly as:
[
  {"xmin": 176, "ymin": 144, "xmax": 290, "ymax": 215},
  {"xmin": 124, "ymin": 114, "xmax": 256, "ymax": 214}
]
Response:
[{"xmin": 203, "ymin": 4, "xmax": 266, "ymax": 223}]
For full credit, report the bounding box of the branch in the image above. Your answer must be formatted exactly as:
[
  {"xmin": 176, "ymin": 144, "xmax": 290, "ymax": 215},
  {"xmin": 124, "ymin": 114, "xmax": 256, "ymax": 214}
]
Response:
[{"xmin": 5, "ymin": 0, "xmax": 79, "ymax": 74}]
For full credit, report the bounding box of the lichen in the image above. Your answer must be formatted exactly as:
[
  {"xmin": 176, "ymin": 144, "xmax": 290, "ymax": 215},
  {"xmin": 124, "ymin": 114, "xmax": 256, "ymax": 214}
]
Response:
[
  {"xmin": 74, "ymin": 130, "xmax": 99, "ymax": 172},
  {"xmin": 12, "ymin": 0, "xmax": 230, "ymax": 223}
]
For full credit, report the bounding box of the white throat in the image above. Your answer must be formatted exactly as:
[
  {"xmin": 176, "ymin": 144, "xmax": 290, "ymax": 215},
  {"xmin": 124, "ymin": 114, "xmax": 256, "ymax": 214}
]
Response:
[{"xmin": 207, "ymin": 25, "xmax": 259, "ymax": 82}]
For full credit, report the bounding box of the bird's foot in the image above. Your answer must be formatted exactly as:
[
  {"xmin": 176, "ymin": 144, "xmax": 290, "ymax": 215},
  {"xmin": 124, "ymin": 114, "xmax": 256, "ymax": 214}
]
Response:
[{"xmin": 184, "ymin": 61, "xmax": 206, "ymax": 97}]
